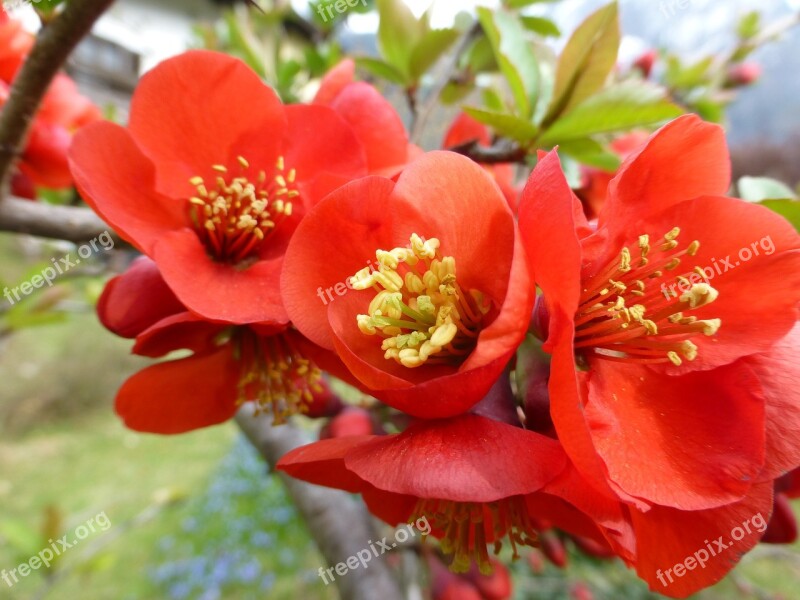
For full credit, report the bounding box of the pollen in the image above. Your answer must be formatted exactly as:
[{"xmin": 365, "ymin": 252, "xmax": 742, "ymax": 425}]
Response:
[
  {"xmin": 574, "ymin": 226, "xmax": 721, "ymax": 366},
  {"xmin": 234, "ymin": 330, "xmax": 322, "ymax": 425},
  {"xmin": 187, "ymin": 155, "xmax": 298, "ymax": 263},
  {"xmin": 411, "ymin": 496, "xmax": 537, "ymax": 576},
  {"xmin": 350, "ymin": 234, "xmax": 491, "ymax": 368}
]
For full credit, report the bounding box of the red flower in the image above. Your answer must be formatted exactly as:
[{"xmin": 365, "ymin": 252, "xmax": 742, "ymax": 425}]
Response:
[
  {"xmin": 70, "ymin": 50, "xmax": 371, "ymax": 325},
  {"xmin": 314, "ymin": 58, "xmax": 419, "ymax": 176},
  {"xmin": 443, "ymin": 112, "xmax": 518, "ymax": 211},
  {"xmin": 278, "ymin": 414, "xmax": 630, "ymax": 573},
  {"xmin": 0, "ymin": 10, "xmax": 99, "ymax": 198},
  {"xmin": 281, "ymin": 151, "xmax": 533, "ymax": 418},
  {"xmin": 518, "ymin": 114, "xmax": 800, "ymax": 595},
  {"xmin": 99, "ymin": 257, "xmax": 339, "ymax": 433}
]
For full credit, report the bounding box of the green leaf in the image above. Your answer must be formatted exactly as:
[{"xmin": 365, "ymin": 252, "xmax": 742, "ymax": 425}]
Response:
[
  {"xmin": 664, "ymin": 55, "xmax": 713, "ymax": 89},
  {"xmin": 760, "ymin": 200, "xmax": 800, "ymax": 232},
  {"xmin": 737, "ymin": 11, "xmax": 761, "ymax": 40},
  {"xmin": 738, "ymin": 176, "xmax": 798, "ymax": 202},
  {"xmin": 482, "ymin": 87, "xmax": 507, "ymax": 112},
  {"xmin": 520, "ymin": 16, "xmax": 561, "ymax": 37},
  {"xmin": 477, "ymin": 7, "xmax": 539, "ymax": 119},
  {"xmin": 539, "ymin": 82, "xmax": 683, "ymax": 144},
  {"xmin": 409, "ymin": 28, "xmax": 459, "ymax": 81},
  {"xmin": 462, "ymin": 106, "xmax": 539, "ymax": 143},
  {"xmin": 376, "ymin": 0, "xmax": 422, "ymax": 80},
  {"xmin": 462, "ymin": 36, "xmax": 498, "ymax": 73},
  {"xmin": 355, "ymin": 57, "xmax": 408, "ymax": 85},
  {"xmin": 544, "ymin": 2, "xmax": 619, "ymax": 124},
  {"xmin": 558, "ymin": 139, "xmax": 622, "ymax": 171},
  {"xmin": 504, "ymin": 0, "xmax": 559, "ymax": 8},
  {"xmin": 223, "ymin": 11, "xmax": 267, "ymax": 78}
]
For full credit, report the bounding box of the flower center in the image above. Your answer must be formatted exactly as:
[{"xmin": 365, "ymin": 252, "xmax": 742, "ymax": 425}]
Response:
[
  {"xmin": 188, "ymin": 155, "xmax": 298, "ymax": 264},
  {"xmin": 233, "ymin": 330, "xmax": 322, "ymax": 425},
  {"xmin": 575, "ymin": 227, "xmax": 721, "ymax": 366},
  {"xmin": 411, "ymin": 496, "xmax": 536, "ymax": 575},
  {"xmin": 350, "ymin": 234, "xmax": 490, "ymax": 369}
]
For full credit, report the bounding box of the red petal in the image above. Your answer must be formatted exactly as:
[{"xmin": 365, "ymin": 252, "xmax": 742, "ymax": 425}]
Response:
[
  {"xmin": 132, "ymin": 312, "xmax": 226, "ymax": 358},
  {"xmin": 281, "ymin": 176, "xmax": 397, "ymax": 349},
  {"xmin": 98, "ymin": 256, "xmax": 186, "ymax": 338},
  {"xmin": 631, "ymin": 482, "xmax": 773, "ymax": 598},
  {"xmin": 276, "ymin": 434, "xmax": 375, "ymax": 493},
  {"xmin": 69, "ymin": 122, "xmax": 186, "ymax": 253},
  {"xmin": 18, "ymin": 121, "xmax": 72, "ymax": 188},
  {"xmin": 153, "ymin": 229, "xmax": 289, "ymax": 325},
  {"xmin": 127, "ymin": 50, "xmax": 286, "ymax": 198},
  {"xmin": 282, "ymin": 104, "xmax": 367, "ymax": 206},
  {"xmin": 635, "ymin": 196, "xmax": 800, "ymax": 372},
  {"xmin": 443, "ymin": 112, "xmax": 491, "ymax": 148},
  {"xmin": 744, "ymin": 323, "xmax": 800, "ymax": 480},
  {"xmin": 601, "ymin": 115, "xmax": 731, "ymax": 233},
  {"xmin": 344, "ymin": 414, "xmax": 567, "ymax": 502},
  {"xmin": 115, "ymin": 345, "xmax": 240, "ymax": 433},
  {"xmin": 519, "ymin": 151, "xmax": 618, "ymax": 496},
  {"xmin": 586, "ymin": 359, "xmax": 766, "ymax": 510},
  {"xmin": 312, "ymin": 58, "xmax": 355, "ymax": 105},
  {"xmin": 328, "ymin": 81, "xmax": 408, "ymax": 174}
]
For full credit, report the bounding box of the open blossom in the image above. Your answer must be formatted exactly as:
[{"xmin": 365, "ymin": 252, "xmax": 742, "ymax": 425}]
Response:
[
  {"xmin": 278, "ymin": 413, "xmax": 631, "ymax": 574},
  {"xmin": 70, "ymin": 50, "xmax": 405, "ymax": 325},
  {"xmin": 518, "ymin": 114, "xmax": 800, "ymax": 595},
  {"xmin": 98, "ymin": 257, "xmax": 342, "ymax": 432},
  {"xmin": 0, "ymin": 8, "xmax": 100, "ymax": 198},
  {"xmin": 281, "ymin": 151, "xmax": 533, "ymax": 417}
]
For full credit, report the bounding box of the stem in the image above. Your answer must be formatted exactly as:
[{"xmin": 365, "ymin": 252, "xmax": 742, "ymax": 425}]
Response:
[
  {"xmin": 410, "ymin": 21, "xmax": 482, "ymax": 145},
  {"xmin": 447, "ymin": 139, "xmax": 528, "ymax": 164},
  {"xmin": 0, "ymin": 196, "xmax": 119, "ymax": 243},
  {"xmin": 0, "ymin": 0, "xmax": 116, "ymax": 195},
  {"xmin": 235, "ymin": 406, "xmax": 405, "ymax": 600}
]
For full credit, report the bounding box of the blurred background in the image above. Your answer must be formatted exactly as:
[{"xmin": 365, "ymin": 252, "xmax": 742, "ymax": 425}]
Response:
[{"xmin": 1, "ymin": 0, "xmax": 799, "ymax": 598}]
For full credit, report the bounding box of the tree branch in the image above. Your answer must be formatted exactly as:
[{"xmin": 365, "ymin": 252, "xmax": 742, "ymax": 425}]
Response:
[
  {"xmin": 235, "ymin": 406, "xmax": 405, "ymax": 600},
  {"xmin": 410, "ymin": 21, "xmax": 482, "ymax": 145},
  {"xmin": 447, "ymin": 138, "xmax": 528, "ymax": 164},
  {"xmin": 0, "ymin": 0, "xmax": 115, "ymax": 193},
  {"xmin": 0, "ymin": 196, "xmax": 117, "ymax": 243}
]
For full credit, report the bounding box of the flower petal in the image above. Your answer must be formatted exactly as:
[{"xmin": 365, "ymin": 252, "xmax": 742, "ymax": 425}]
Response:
[
  {"xmin": 601, "ymin": 114, "xmax": 731, "ymax": 234},
  {"xmin": 586, "ymin": 358, "xmax": 766, "ymax": 510},
  {"xmin": 744, "ymin": 323, "xmax": 800, "ymax": 480},
  {"xmin": 153, "ymin": 229, "xmax": 289, "ymax": 325},
  {"xmin": 98, "ymin": 256, "xmax": 186, "ymax": 338},
  {"xmin": 115, "ymin": 345, "xmax": 240, "ymax": 433},
  {"xmin": 69, "ymin": 121, "xmax": 186, "ymax": 253},
  {"xmin": 344, "ymin": 414, "xmax": 567, "ymax": 502},
  {"xmin": 631, "ymin": 482, "xmax": 773, "ymax": 598},
  {"xmin": 127, "ymin": 50, "xmax": 287, "ymax": 198}
]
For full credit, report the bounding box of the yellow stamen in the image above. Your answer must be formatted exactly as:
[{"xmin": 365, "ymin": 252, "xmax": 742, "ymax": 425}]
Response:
[{"xmin": 351, "ymin": 234, "xmax": 490, "ymax": 368}]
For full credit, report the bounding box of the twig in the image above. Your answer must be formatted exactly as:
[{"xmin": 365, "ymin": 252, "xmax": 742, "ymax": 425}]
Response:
[
  {"xmin": 235, "ymin": 406, "xmax": 405, "ymax": 600},
  {"xmin": 0, "ymin": 0, "xmax": 116, "ymax": 194},
  {"xmin": 410, "ymin": 21, "xmax": 482, "ymax": 145},
  {"xmin": 447, "ymin": 138, "xmax": 528, "ymax": 164},
  {"xmin": 0, "ymin": 196, "xmax": 118, "ymax": 243}
]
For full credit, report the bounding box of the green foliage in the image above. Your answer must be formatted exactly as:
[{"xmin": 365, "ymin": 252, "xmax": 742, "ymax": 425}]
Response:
[{"xmin": 375, "ymin": 0, "xmax": 458, "ymax": 87}]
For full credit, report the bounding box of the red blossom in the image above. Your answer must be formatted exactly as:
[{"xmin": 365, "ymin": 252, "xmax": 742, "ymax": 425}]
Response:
[
  {"xmin": 70, "ymin": 50, "xmax": 375, "ymax": 325},
  {"xmin": 281, "ymin": 151, "xmax": 534, "ymax": 418},
  {"xmin": 518, "ymin": 114, "xmax": 800, "ymax": 596}
]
